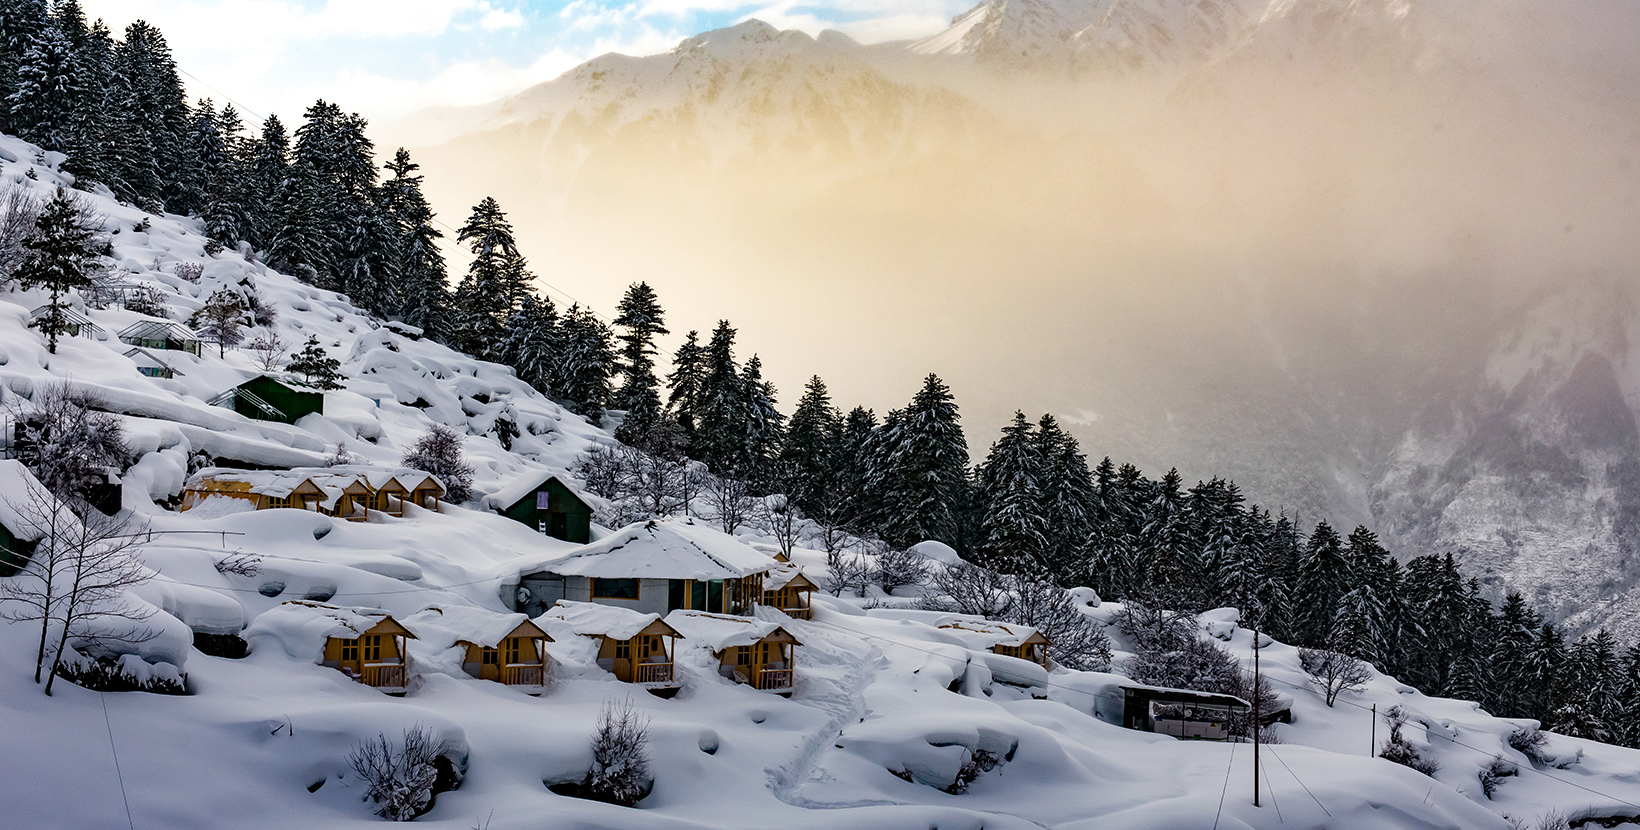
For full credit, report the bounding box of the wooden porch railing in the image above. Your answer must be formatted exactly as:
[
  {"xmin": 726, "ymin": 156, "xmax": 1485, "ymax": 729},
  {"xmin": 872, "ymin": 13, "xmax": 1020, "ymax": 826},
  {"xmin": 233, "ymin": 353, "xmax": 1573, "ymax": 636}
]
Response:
[
  {"xmin": 362, "ymin": 663, "xmax": 406, "ymax": 689},
  {"xmin": 755, "ymin": 668, "xmax": 793, "ymax": 691},
  {"xmin": 634, "ymin": 662, "xmax": 672, "ymax": 684},
  {"xmin": 502, "ymin": 663, "xmax": 545, "ymax": 686}
]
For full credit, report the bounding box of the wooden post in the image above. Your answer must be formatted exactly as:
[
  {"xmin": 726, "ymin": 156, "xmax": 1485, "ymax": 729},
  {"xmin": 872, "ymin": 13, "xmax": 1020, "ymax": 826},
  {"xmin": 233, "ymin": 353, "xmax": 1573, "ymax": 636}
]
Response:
[{"xmin": 1371, "ymin": 704, "xmax": 1377, "ymax": 757}]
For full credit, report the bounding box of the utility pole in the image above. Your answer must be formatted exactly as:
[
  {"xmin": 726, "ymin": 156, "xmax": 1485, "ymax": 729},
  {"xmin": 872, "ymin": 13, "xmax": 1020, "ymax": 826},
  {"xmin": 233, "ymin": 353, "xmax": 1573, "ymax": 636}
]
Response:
[
  {"xmin": 1371, "ymin": 704, "xmax": 1377, "ymax": 757},
  {"xmin": 1252, "ymin": 622, "xmax": 1261, "ymax": 807}
]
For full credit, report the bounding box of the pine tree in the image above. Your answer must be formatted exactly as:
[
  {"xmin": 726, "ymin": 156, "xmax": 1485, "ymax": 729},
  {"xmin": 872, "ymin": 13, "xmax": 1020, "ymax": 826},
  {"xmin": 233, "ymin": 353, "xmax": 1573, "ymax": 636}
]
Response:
[
  {"xmin": 452, "ymin": 196, "xmax": 523, "ymax": 359},
  {"xmin": 610, "ymin": 281, "xmax": 669, "ymax": 443},
  {"xmin": 244, "ymin": 115, "xmax": 289, "ymax": 250},
  {"xmin": 779, "ymin": 375, "xmax": 841, "ymax": 516},
  {"xmin": 555, "ymin": 304, "xmax": 615, "ymax": 421},
  {"xmin": 1139, "ymin": 469, "xmax": 1192, "ymax": 610},
  {"xmin": 977, "ymin": 411, "xmax": 1048, "ymax": 571},
  {"xmin": 831, "ymin": 405, "xmax": 878, "ymax": 530},
  {"xmin": 664, "ymin": 330, "xmax": 706, "ymax": 450},
  {"xmin": 7, "ymin": 19, "xmax": 80, "ymax": 153},
  {"xmin": 191, "ymin": 287, "xmax": 246, "ymax": 357},
  {"xmin": 740, "ymin": 354, "xmax": 785, "ymax": 489},
  {"xmin": 380, "ymin": 148, "xmax": 448, "ymax": 338},
  {"xmin": 287, "ymin": 335, "xmax": 343, "ymax": 389},
  {"xmin": 1293, "ymin": 521, "xmax": 1349, "ymax": 647},
  {"xmin": 15, "ymin": 189, "xmax": 101, "ymax": 354},
  {"xmin": 694, "ymin": 320, "xmax": 747, "ymax": 475},
  {"xmin": 500, "ymin": 292, "xmax": 559, "ymax": 394},
  {"xmin": 0, "ymin": 0, "xmax": 49, "ymax": 137},
  {"xmin": 876, "ymin": 373, "xmax": 969, "ymax": 550},
  {"xmin": 1036, "ymin": 414, "xmax": 1096, "ymax": 584}
]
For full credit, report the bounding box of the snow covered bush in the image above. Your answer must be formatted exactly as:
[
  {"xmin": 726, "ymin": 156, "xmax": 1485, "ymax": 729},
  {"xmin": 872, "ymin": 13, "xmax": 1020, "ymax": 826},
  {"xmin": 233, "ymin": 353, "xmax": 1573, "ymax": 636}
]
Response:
[
  {"xmin": 402, "ymin": 424, "xmax": 474, "ymax": 503},
  {"xmin": 1479, "ymin": 753, "xmax": 1517, "ymax": 798},
  {"xmin": 1299, "ymin": 647, "xmax": 1372, "ymax": 706},
  {"xmin": 578, "ymin": 698, "xmax": 652, "ymax": 807},
  {"xmin": 1508, "ymin": 725, "xmax": 1552, "ymax": 766},
  {"xmin": 122, "ymin": 284, "xmax": 171, "ymax": 318},
  {"xmin": 1378, "ymin": 705, "xmax": 1439, "ymax": 777},
  {"xmin": 53, "ymin": 650, "xmax": 185, "ymax": 695},
  {"xmin": 943, "ymin": 747, "xmax": 1003, "ymax": 794},
  {"xmin": 349, "ymin": 726, "xmax": 445, "ymax": 821},
  {"xmin": 8, "ymin": 382, "xmax": 129, "ymax": 506}
]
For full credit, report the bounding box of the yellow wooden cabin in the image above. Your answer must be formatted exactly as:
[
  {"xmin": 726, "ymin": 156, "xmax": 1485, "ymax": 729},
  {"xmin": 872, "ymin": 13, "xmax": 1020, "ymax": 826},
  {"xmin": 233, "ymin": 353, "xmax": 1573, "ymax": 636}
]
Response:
[
  {"xmin": 456, "ymin": 619, "xmax": 552, "ymax": 689},
  {"xmin": 938, "ymin": 619, "xmax": 1051, "ymax": 669},
  {"xmin": 543, "ymin": 601, "xmax": 683, "ymax": 697},
  {"xmin": 319, "ymin": 614, "xmax": 417, "ymax": 692},
  {"xmin": 761, "ymin": 563, "xmax": 817, "ymax": 620},
  {"xmin": 179, "ymin": 467, "xmax": 444, "ymax": 521},
  {"xmin": 665, "ymin": 610, "xmax": 801, "ymax": 695}
]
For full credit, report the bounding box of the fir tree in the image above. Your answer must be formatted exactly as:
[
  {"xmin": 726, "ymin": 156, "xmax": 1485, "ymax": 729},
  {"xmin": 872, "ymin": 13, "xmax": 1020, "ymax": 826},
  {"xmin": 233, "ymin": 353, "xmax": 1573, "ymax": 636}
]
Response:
[
  {"xmin": 1139, "ymin": 469, "xmax": 1192, "ymax": 610},
  {"xmin": 555, "ymin": 304, "xmax": 615, "ymax": 422},
  {"xmin": 977, "ymin": 411, "xmax": 1048, "ymax": 571},
  {"xmin": 500, "ymin": 292, "xmax": 559, "ymax": 395},
  {"xmin": 15, "ymin": 189, "xmax": 101, "ymax": 353},
  {"xmin": 740, "ymin": 354, "xmax": 785, "ymax": 489},
  {"xmin": 380, "ymin": 148, "xmax": 448, "ymax": 339},
  {"xmin": 664, "ymin": 330, "xmax": 705, "ymax": 451},
  {"xmin": 191, "ymin": 287, "xmax": 246, "ymax": 357},
  {"xmin": 1293, "ymin": 521, "xmax": 1349, "ymax": 647},
  {"xmin": 830, "ymin": 405, "xmax": 878, "ymax": 530},
  {"xmin": 779, "ymin": 375, "xmax": 841, "ymax": 516},
  {"xmin": 611, "ymin": 282, "xmax": 668, "ymax": 446},
  {"xmin": 244, "ymin": 114, "xmax": 289, "ymax": 250},
  {"xmin": 0, "ymin": 0, "xmax": 49, "ymax": 136},
  {"xmin": 694, "ymin": 320, "xmax": 747, "ymax": 475},
  {"xmin": 876, "ymin": 373, "xmax": 969, "ymax": 550},
  {"xmin": 452, "ymin": 196, "xmax": 523, "ymax": 359},
  {"xmin": 7, "ymin": 19, "xmax": 80, "ymax": 153},
  {"xmin": 1036, "ymin": 414, "xmax": 1096, "ymax": 584},
  {"xmin": 286, "ymin": 335, "xmax": 343, "ymax": 389}
]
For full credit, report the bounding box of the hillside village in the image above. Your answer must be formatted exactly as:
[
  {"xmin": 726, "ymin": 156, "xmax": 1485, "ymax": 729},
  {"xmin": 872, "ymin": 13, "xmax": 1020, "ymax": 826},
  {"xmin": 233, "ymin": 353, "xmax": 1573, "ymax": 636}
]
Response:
[{"xmin": 6, "ymin": 118, "xmax": 1640, "ymax": 829}]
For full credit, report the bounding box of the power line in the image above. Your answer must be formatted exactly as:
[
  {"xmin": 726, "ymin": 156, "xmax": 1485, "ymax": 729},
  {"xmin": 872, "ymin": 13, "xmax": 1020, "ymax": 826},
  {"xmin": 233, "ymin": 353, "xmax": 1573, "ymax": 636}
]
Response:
[
  {"xmin": 176, "ymin": 66, "xmax": 265, "ymax": 124},
  {"xmin": 1266, "ymin": 744, "xmax": 1331, "ymax": 817},
  {"xmin": 100, "ymin": 694, "xmax": 137, "ymax": 830},
  {"xmin": 1212, "ymin": 740, "xmax": 1236, "ymax": 830}
]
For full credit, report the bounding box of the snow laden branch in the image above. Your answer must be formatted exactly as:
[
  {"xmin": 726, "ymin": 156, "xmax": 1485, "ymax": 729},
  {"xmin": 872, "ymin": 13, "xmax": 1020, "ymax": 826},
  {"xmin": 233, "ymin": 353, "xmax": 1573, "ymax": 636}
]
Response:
[{"xmin": 349, "ymin": 725, "xmax": 445, "ymax": 821}]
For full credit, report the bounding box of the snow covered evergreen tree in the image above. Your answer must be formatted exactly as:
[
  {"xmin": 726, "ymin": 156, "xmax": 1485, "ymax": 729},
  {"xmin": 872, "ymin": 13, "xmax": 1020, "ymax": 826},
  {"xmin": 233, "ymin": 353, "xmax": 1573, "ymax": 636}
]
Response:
[
  {"xmin": 1036, "ymin": 414, "xmax": 1096, "ymax": 584},
  {"xmin": 1293, "ymin": 521, "xmax": 1349, "ymax": 647},
  {"xmin": 286, "ymin": 335, "xmax": 342, "ymax": 390},
  {"xmin": 876, "ymin": 373, "xmax": 969, "ymax": 551},
  {"xmin": 401, "ymin": 423, "xmax": 474, "ymax": 504},
  {"xmin": 664, "ymin": 330, "xmax": 705, "ymax": 451},
  {"xmin": 15, "ymin": 188, "xmax": 101, "ymax": 353},
  {"xmin": 7, "ymin": 18, "xmax": 80, "ymax": 157},
  {"xmin": 555, "ymin": 304, "xmax": 616, "ymax": 422},
  {"xmin": 380, "ymin": 148, "xmax": 448, "ymax": 338},
  {"xmin": 610, "ymin": 282, "xmax": 668, "ymax": 442},
  {"xmin": 740, "ymin": 354, "xmax": 785, "ymax": 489},
  {"xmin": 500, "ymin": 292, "xmax": 559, "ymax": 395},
  {"xmin": 452, "ymin": 196, "xmax": 524, "ymax": 360},
  {"xmin": 977, "ymin": 411, "xmax": 1047, "ymax": 571},
  {"xmin": 693, "ymin": 320, "xmax": 748, "ymax": 476},
  {"xmin": 779, "ymin": 375, "xmax": 840, "ymax": 516}
]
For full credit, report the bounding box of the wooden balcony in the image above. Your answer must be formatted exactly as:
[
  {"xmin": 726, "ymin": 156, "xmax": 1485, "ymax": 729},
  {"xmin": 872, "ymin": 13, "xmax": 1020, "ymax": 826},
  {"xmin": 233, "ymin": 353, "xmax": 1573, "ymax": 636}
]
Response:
[
  {"xmin": 754, "ymin": 668, "xmax": 793, "ymax": 692},
  {"xmin": 361, "ymin": 663, "xmax": 406, "ymax": 690},
  {"xmin": 777, "ymin": 606, "xmax": 811, "ymax": 620},
  {"xmin": 634, "ymin": 661, "xmax": 673, "ymax": 684},
  {"xmin": 502, "ymin": 663, "xmax": 545, "ymax": 686}
]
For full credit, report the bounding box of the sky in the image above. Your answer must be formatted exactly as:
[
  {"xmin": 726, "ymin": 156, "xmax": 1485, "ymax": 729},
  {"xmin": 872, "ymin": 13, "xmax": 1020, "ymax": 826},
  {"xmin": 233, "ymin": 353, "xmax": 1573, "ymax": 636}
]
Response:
[{"xmin": 78, "ymin": 0, "xmax": 967, "ymax": 124}]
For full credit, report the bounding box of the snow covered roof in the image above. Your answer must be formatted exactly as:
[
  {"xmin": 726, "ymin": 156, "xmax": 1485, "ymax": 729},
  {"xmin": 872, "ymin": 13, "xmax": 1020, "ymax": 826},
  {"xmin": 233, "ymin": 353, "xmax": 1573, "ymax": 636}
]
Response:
[
  {"xmin": 664, "ymin": 610, "xmax": 799, "ymax": 652},
  {"xmin": 481, "ymin": 470, "xmax": 585, "ymax": 512},
  {"xmin": 1118, "ymin": 683, "xmax": 1250, "ymax": 709},
  {"xmin": 764, "ymin": 561, "xmax": 817, "ymax": 591},
  {"xmin": 936, "ymin": 618, "xmax": 1047, "ymax": 649},
  {"xmin": 182, "ymin": 466, "xmax": 440, "ymax": 509},
  {"xmin": 511, "ymin": 517, "xmax": 777, "ymax": 581},
  {"xmin": 0, "ymin": 460, "xmax": 78, "ymax": 544},
  {"xmin": 402, "ymin": 605, "xmax": 549, "ymax": 651},
  {"xmin": 118, "ymin": 319, "xmax": 198, "ymax": 342},
  {"xmin": 29, "ymin": 305, "xmax": 101, "ymax": 332},
  {"xmin": 123, "ymin": 347, "xmax": 183, "ymax": 374},
  {"xmin": 540, "ymin": 600, "xmax": 680, "ymax": 641},
  {"xmin": 244, "ymin": 601, "xmax": 416, "ymax": 661}
]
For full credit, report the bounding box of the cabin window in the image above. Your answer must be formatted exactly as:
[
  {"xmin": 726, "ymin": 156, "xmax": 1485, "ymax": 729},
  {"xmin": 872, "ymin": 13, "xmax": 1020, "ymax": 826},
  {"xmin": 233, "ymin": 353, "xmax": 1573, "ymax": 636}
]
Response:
[
  {"xmin": 339, "ymin": 638, "xmax": 359, "ymax": 662},
  {"xmin": 736, "ymin": 646, "xmax": 751, "ymax": 666},
  {"xmin": 268, "ymin": 496, "xmax": 289, "ymax": 509},
  {"xmin": 505, "ymin": 638, "xmax": 522, "ymax": 665},
  {"xmin": 363, "ymin": 634, "xmax": 383, "ymax": 662},
  {"xmin": 592, "ymin": 578, "xmax": 640, "ymax": 600},
  {"xmin": 614, "ymin": 639, "xmax": 632, "ymax": 660},
  {"xmin": 536, "ymin": 491, "xmax": 551, "ymax": 510},
  {"xmin": 482, "ymin": 647, "xmax": 498, "ymax": 665}
]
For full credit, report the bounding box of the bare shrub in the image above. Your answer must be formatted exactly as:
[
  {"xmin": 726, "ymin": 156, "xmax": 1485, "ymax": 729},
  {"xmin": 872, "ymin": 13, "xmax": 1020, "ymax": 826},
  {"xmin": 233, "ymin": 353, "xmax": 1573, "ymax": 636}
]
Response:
[
  {"xmin": 214, "ymin": 552, "xmax": 263, "ymax": 578},
  {"xmin": 247, "ymin": 330, "xmax": 286, "ymax": 373},
  {"xmin": 1479, "ymin": 754, "xmax": 1517, "ymax": 799},
  {"xmin": 1508, "ymin": 725, "xmax": 1552, "ymax": 766},
  {"xmin": 823, "ymin": 547, "xmax": 871, "ymax": 597},
  {"xmin": 349, "ymin": 725, "xmax": 445, "ymax": 821},
  {"xmin": 123, "ymin": 284, "xmax": 171, "ymax": 319},
  {"xmin": 173, "ymin": 261, "xmax": 203, "ymax": 283},
  {"xmin": 1533, "ymin": 811, "xmax": 1570, "ymax": 830},
  {"xmin": 705, "ymin": 473, "xmax": 754, "ymax": 534},
  {"xmin": 919, "ymin": 561, "xmax": 1012, "ymax": 617},
  {"xmin": 871, "ymin": 545, "xmax": 931, "ymax": 594},
  {"xmin": 582, "ymin": 698, "xmax": 651, "ymax": 807},
  {"xmin": 943, "ymin": 747, "xmax": 1004, "ymax": 794},
  {"xmin": 1378, "ymin": 705, "xmax": 1439, "ymax": 777},
  {"xmin": 324, "ymin": 442, "xmax": 359, "ymax": 467},
  {"xmin": 1298, "ymin": 647, "xmax": 1373, "ymax": 707}
]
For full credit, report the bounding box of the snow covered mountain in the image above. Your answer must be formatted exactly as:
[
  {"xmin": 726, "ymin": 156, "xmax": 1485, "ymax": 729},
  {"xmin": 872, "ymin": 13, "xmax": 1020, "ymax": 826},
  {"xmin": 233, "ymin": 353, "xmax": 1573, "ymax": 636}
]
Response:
[{"xmin": 5, "ymin": 133, "xmax": 1640, "ymax": 829}]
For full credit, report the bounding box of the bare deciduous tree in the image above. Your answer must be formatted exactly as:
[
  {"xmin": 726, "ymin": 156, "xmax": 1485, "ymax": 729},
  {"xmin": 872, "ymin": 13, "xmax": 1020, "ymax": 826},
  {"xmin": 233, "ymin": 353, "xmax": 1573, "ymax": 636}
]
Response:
[
  {"xmin": 0, "ymin": 181, "xmax": 42, "ymax": 281},
  {"xmin": 8, "ymin": 382, "xmax": 129, "ymax": 506},
  {"xmin": 214, "ymin": 551, "xmax": 263, "ymax": 578},
  {"xmin": 762, "ymin": 495, "xmax": 801, "ymax": 559},
  {"xmin": 349, "ymin": 724, "xmax": 443, "ymax": 821},
  {"xmin": 1298, "ymin": 647, "xmax": 1373, "ymax": 707},
  {"xmin": 871, "ymin": 544, "xmax": 931, "ymax": 595},
  {"xmin": 0, "ymin": 477, "xmax": 157, "ymax": 695},
  {"xmin": 824, "ymin": 547, "xmax": 871, "ymax": 597},
  {"xmin": 247, "ymin": 330, "xmax": 286, "ymax": 373},
  {"xmin": 705, "ymin": 473, "xmax": 754, "ymax": 535},
  {"xmin": 918, "ymin": 561, "xmax": 1013, "ymax": 617}
]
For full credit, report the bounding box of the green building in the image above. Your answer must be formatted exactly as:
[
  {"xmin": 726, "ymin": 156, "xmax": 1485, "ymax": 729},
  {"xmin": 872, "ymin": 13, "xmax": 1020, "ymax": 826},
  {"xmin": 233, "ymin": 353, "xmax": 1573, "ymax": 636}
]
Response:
[
  {"xmin": 208, "ymin": 375, "xmax": 324, "ymax": 424},
  {"xmin": 490, "ymin": 474, "xmax": 592, "ymax": 543}
]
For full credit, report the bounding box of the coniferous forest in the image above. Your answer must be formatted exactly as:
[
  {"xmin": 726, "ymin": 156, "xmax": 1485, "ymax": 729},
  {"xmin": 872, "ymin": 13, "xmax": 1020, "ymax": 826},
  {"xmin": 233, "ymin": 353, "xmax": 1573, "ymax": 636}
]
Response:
[{"xmin": 5, "ymin": 0, "xmax": 1640, "ymax": 753}]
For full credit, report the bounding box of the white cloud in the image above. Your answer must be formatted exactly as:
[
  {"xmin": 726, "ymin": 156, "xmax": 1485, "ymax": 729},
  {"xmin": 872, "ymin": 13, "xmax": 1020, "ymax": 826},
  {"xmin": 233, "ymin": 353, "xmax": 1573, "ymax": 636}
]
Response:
[{"xmin": 480, "ymin": 7, "xmax": 527, "ymax": 30}]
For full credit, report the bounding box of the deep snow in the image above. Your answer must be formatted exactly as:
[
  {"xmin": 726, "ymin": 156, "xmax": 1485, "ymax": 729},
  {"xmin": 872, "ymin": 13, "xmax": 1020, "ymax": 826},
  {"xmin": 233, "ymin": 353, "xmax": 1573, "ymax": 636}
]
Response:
[{"xmin": 1, "ymin": 134, "xmax": 1638, "ymax": 829}]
